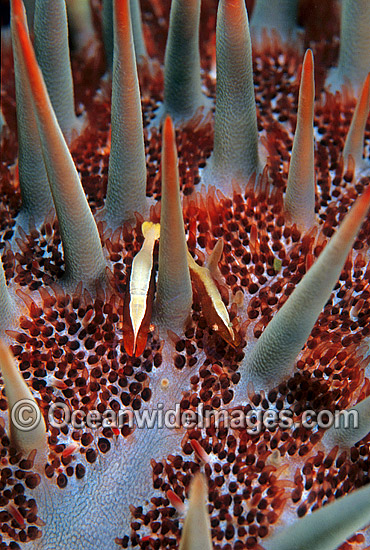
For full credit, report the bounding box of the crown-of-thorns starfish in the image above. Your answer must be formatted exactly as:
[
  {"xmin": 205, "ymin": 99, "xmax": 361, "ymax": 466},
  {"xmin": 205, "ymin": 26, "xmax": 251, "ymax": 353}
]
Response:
[{"xmin": 0, "ymin": 0, "xmax": 370, "ymax": 549}]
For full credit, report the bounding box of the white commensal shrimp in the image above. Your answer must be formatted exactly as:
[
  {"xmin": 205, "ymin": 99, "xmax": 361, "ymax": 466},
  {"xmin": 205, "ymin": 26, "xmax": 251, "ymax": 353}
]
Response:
[{"xmin": 122, "ymin": 222, "xmax": 160, "ymax": 356}]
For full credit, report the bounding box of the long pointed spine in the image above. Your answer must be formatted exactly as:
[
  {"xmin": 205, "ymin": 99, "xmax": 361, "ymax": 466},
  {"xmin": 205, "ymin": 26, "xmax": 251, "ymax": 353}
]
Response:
[
  {"xmin": 264, "ymin": 484, "xmax": 370, "ymax": 550},
  {"xmin": 0, "ymin": 260, "xmax": 17, "ymax": 339},
  {"xmin": 322, "ymin": 395, "xmax": 370, "ymax": 449},
  {"xmin": 285, "ymin": 49, "xmax": 316, "ymax": 230},
  {"xmin": 343, "ymin": 73, "xmax": 370, "ymax": 171},
  {"xmin": 105, "ymin": 0, "xmax": 147, "ymax": 227},
  {"xmin": 0, "ymin": 341, "xmax": 47, "ymax": 456},
  {"xmin": 10, "ymin": 0, "xmax": 54, "ymax": 227},
  {"xmin": 205, "ymin": 0, "xmax": 260, "ymax": 194},
  {"xmin": 240, "ymin": 185, "xmax": 370, "ymax": 393},
  {"xmin": 326, "ymin": 0, "xmax": 370, "ymax": 94},
  {"xmin": 34, "ymin": 0, "xmax": 78, "ymax": 143},
  {"xmin": 155, "ymin": 116, "xmax": 192, "ymax": 333},
  {"xmin": 102, "ymin": 0, "xmax": 114, "ymax": 69},
  {"xmin": 22, "ymin": 0, "xmax": 35, "ymax": 29},
  {"xmin": 179, "ymin": 473, "xmax": 213, "ymax": 550},
  {"xmin": 130, "ymin": 0, "xmax": 147, "ymax": 60},
  {"xmin": 103, "ymin": 0, "xmax": 147, "ymax": 69},
  {"xmin": 66, "ymin": 0, "xmax": 96, "ymax": 52},
  {"xmin": 250, "ymin": 0, "xmax": 299, "ymax": 42},
  {"xmin": 162, "ymin": 0, "xmax": 205, "ymax": 121},
  {"xmin": 13, "ymin": 6, "xmax": 106, "ymax": 289}
]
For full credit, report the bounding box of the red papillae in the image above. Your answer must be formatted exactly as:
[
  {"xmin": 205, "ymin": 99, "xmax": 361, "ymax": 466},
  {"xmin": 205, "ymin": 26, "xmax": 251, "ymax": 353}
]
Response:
[{"xmin": 0, "ymin": 0, "xmax": 370, "ymax": 549}]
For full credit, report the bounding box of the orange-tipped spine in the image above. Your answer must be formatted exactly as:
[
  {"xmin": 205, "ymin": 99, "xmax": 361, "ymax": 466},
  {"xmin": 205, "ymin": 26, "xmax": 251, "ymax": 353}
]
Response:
[
  {"xmin": 285, "ymin": 49, "xmax": 316, "ymax": 230},
  {"xmin": 155, "ymin": 116, "xmax": 192, "ymax": 334},
  {"xmin": 13, "ymin": 9, "xmax": 106, "ymax": 289}
]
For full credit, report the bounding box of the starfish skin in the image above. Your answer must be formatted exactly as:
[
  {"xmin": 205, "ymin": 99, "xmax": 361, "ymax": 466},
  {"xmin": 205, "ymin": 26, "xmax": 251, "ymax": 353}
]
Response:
[{"xmin": 0, "ymin": 1, "xmax": 370, "ymax": 550}]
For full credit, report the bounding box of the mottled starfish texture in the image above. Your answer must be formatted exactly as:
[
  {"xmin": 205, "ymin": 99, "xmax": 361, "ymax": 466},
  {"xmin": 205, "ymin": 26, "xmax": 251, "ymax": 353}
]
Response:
[{"xmin": 1, "ymin": 1, "xmax": 370, "ymax": 550}]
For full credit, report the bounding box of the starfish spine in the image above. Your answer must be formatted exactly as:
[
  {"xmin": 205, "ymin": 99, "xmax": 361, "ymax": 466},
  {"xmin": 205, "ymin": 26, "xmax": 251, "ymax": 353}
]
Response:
[
  {"xmin": 179, "ymin": 473, "xmax": 213, "ymax": 550},
  {"xmin": 10, "ymin": 0, "xmax": 53, "ymax": 227},
  {"xmin": 0, "ymin": 341, "xmax": 46, "ymax": 457},
  {"xmin": 264, "ymin": 483, "xmax": 370, "ymax": 550},
  {"xmin": 203, "ymin": 0, "xmax": 261, "ymax": 195},
  {"xmin": 155, "ymin": 115, "xmax": 192, "ymax": 333},
  {"xmin": 105, "ymin": 0, "xmax": 148, "ymax": 227},
  {"xmin": 34, "ymin": 0, "xmax": 80, "ymax": 143},
  {"xmin": 13, "ymin": 6, "xmax": 106, "ymax": 289},
  {"xmin": 238, "ymin": 184, "xmax": 370, "ymax": 393},
  {"xmin": 343, "ymin": 72, "xmax": 370, "ymax": 173},
  {"xmin": 325, "ymin": 0, "xmax": 370, "ymax": 94},
  {"xmin": 285, "ymin": 49, "xmax": 316, "ymax": 230},
  {"xmin": 161, "ymin": 0, "xmax": 206, "ymax": 122}
]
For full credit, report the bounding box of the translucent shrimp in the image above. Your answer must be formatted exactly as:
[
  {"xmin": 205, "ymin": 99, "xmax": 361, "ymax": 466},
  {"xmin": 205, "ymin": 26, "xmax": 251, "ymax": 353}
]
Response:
[{"xmin": 122, "ymin": 222, "xmax": 160, "ymax": 356}]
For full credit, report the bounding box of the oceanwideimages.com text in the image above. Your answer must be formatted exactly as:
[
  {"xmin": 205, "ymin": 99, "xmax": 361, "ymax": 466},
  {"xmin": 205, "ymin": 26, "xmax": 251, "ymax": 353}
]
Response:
[
  {"xmin": 41, "ymin": 402, "xmax": 360, "ymax": 434},
  {"xmin": 10, "ymin": 399, "xmax": 360, "ymax": 434}
]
